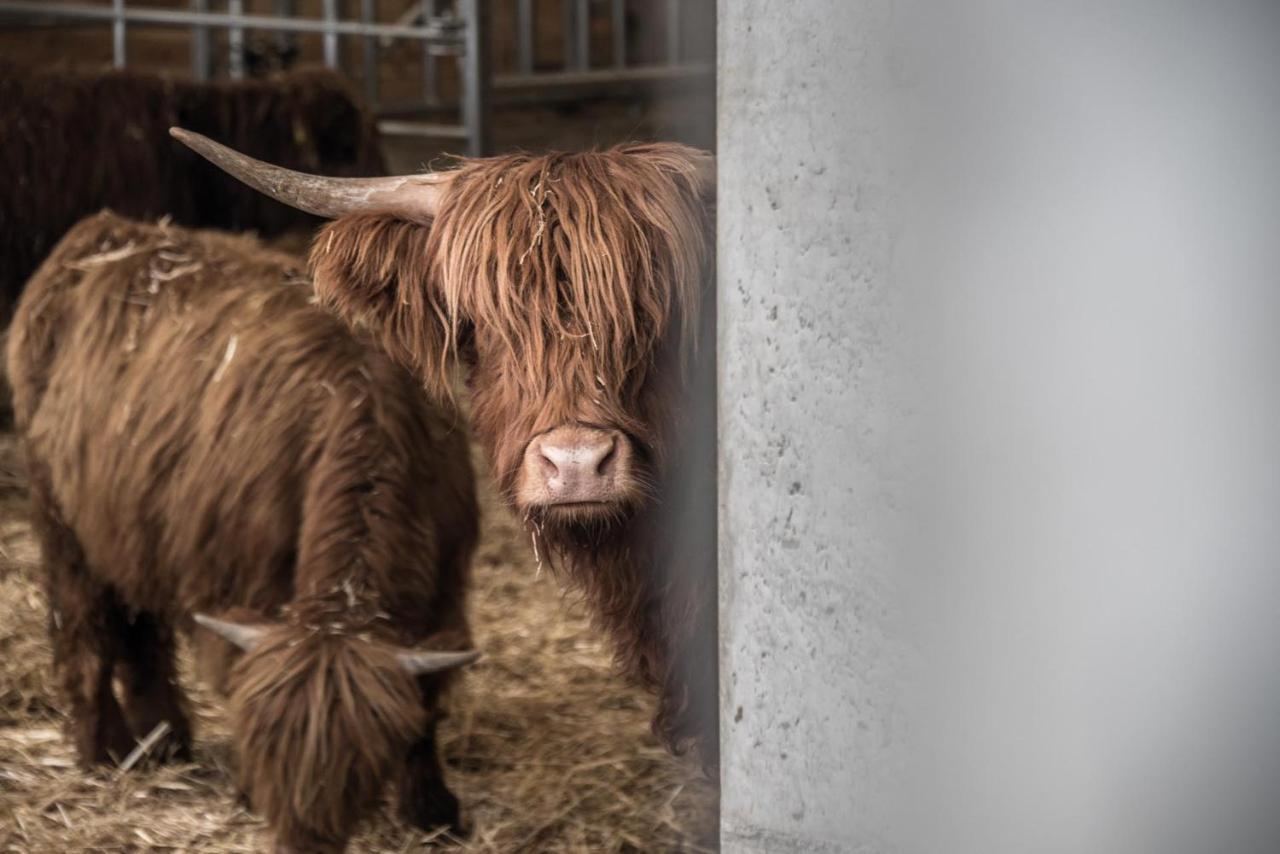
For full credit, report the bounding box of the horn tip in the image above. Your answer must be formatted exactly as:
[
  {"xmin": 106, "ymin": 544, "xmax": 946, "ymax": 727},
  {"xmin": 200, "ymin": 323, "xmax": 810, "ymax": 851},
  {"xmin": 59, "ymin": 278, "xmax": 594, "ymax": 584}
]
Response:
[
  {"xmin": 398, "ymin": 648, "xmax": 483, "ymax": 675},
  {"xmin": 170, "ymin": 127, "xmax": 202, "ymax": 146}
]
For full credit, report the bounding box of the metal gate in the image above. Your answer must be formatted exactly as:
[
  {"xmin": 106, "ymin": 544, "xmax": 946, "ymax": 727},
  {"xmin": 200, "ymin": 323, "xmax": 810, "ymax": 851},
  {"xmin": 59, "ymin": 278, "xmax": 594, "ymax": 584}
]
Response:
[{"xmin": 0, "ymin": 1, "xmax": 711, "ymax": 156}]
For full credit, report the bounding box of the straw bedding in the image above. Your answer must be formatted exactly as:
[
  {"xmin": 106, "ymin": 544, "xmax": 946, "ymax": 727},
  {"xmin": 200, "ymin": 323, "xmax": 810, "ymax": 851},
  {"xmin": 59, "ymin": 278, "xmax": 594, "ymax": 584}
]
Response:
[{"xmin": 0, "ymin": 432, "xmax": 717, "ymax": 852}]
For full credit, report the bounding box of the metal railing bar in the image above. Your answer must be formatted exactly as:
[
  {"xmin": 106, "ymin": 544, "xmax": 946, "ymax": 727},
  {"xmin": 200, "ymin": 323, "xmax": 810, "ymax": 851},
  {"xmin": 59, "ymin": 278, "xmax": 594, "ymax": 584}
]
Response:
[
  {"xmin": 375, "ymin": 98, "xmax": 456, "ymax": 113},
  {"xmin": 111, "ymin": 0, "xmax": 125, "ymax": 68},
  {"xmin": 0, "ymin": 1, "xmax": 462, "ymax": 42},
  {"xmin": 382, "ymin": 1, "xmax": 458, "ymax": 46},
  {"xmin": 422, "ymin": 42, "xmax": 440, "ymax": 106},
  {"xmin": 493, "ymin": 61, "xmax": 712, "ymax": 90},
  {"xmin": 377, "ymin": 119, "xmax": 469, "ymax": 139},
  {"xmin": 321, "ymin": 0, "xmax": 339, "ymax": 68},
  {"xmin": 190, "ymin": 0, "xmax": 210, "ymax": 80},
  {"xmin": 516, "ymin": 0, "xmax": 533, "ymax": 74},
  {"xmin": 611, "ymin": 0, "xmax": 625, "ymax": 68},
  {"xmin": 574, "ymin": 0, "xmax": 589, "ymax": 70},
  {"xmin": 458, "ymin": 0, "xmax": 489, "ymax": 155},
  {"xmin": 422, "ymin": 0, "xmax": 441, "ymax": 106},
  {"xmin": 228, "ymin": 0, "xmax": 245, "ymax": 79}
]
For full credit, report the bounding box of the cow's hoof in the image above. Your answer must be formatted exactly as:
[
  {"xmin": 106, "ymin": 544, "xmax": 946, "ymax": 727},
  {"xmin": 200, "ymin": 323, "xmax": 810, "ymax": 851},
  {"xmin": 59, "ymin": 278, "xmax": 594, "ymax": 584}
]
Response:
[{"xmin": 400, "ymin": 786, "xmax": 466, "ymax": 837}]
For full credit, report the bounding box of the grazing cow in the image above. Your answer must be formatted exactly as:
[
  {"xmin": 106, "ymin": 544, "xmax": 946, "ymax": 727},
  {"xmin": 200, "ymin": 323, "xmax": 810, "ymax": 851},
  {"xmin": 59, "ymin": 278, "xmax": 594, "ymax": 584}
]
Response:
[
  {"xmin": 172, "ymin": 129, "xmax": 720, "ymax": 765},
  {"xmin": 8, "ymin": 212, "xmax": 479, "ymax": 853}
]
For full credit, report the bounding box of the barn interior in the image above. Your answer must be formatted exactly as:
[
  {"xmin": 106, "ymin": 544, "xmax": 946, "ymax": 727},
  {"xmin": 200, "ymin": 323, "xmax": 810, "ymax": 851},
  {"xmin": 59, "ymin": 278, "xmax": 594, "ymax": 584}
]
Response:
[{"xmin": 0, "ymin": 1, "xmax": 717, "ymax": 851}]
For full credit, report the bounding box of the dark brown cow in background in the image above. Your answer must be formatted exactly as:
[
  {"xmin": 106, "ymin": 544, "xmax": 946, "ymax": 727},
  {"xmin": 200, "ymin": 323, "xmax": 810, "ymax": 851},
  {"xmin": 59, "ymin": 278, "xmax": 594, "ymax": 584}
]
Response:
[
  {"xmin": 0, "ymin": 61, "xmax": 384, "ymax": 322},
  {"xmin": 173, "ymin": 129, "xmax": 720, "ymax": 766},
  {"xmin": 9, "ymin": 212, "xmax": 479, "ymax": 853}
]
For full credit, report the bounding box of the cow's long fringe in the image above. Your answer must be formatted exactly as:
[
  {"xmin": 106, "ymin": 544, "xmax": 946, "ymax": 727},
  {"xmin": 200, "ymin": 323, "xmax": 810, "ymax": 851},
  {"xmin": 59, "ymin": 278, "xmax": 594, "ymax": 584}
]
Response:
[
  {"xmin": 232, "ymin": 630, "xmax": 425, "ymax": 852},
  {"xmin": 432, "ymin": 145, "xmax": 710, "ymax": 411}
]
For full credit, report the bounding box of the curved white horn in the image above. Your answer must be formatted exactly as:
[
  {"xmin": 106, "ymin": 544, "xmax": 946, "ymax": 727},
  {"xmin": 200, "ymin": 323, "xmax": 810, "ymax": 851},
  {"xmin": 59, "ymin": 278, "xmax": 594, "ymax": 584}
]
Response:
[
  {"xmin": 397, "ymin": 648, "xmax": 481, "ymax": 676},
  {"xmin": 170, "ymin": 127, "xmax": 450, "ymax": 223},
  {"xmin": 194, "ymin": 613, "xmax": 269, "ymax": 652}
]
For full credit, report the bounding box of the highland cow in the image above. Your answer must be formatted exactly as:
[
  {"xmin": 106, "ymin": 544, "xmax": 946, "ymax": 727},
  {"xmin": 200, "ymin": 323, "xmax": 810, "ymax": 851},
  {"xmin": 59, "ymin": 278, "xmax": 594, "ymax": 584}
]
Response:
[
  {"xmin": 0, "ymin": 61, "xmax": 385, "ymax": 322},
  {"xmin": 8, "ymin": 212, "xmax": 479, "ymax": 853},
  {"xmin": 173, "ymin": 129, "xmax": 720, "ymax": 766}
]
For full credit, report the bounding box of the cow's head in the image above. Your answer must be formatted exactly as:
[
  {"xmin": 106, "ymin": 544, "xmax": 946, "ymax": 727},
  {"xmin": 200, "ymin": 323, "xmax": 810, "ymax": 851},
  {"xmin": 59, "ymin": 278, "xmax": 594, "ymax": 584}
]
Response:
[
  {"xmin": 194, "ymin": 613, "xmax": 477, "ymax": 853},
  {"xmin": 172, "ymin": 130, "xmax": 714, "ymax": 536}
]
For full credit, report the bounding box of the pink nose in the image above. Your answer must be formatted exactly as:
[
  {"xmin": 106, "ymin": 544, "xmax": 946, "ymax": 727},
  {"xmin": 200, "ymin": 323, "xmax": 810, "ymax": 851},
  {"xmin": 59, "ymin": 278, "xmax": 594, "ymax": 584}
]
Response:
[{"xmin": 521, "ymin": 426, "xmax": 629, "ymax": 505}]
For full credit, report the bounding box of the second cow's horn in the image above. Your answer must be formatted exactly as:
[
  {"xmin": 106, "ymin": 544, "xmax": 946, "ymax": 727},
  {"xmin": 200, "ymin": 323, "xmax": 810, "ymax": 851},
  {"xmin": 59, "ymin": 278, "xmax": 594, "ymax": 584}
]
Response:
[
  {"xmin": 193, "ymin": 613, "xmax": 269, "ymax": 652},
  {"xmin": 397, "ymin": 648, "xmax": 482, "ymax": 676},
  {"xmin": 170, "ymin": 127, "xmax": 451, "ymax": 223}
]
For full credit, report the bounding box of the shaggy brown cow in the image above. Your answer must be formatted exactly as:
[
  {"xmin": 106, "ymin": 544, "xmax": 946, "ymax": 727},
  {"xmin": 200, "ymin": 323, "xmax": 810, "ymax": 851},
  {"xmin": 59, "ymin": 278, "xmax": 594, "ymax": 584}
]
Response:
[
  {"xmin": 9, "ymin": 212, "xmax": 479, "ymax": 853},
  {"xmin": 172, "ymin": 129, "xmax": 720, "ymax": 765},
  {"xmin": 0, "ymin": 61, "xmax": 385, "ymax": 322}
]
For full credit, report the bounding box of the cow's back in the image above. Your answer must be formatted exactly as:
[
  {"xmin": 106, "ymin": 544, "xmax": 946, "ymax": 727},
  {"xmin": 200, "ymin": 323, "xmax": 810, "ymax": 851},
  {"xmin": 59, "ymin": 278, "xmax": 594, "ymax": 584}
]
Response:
[{"xmin": 9, "ymin": 211, "xmax": 474, "ymax": 627}]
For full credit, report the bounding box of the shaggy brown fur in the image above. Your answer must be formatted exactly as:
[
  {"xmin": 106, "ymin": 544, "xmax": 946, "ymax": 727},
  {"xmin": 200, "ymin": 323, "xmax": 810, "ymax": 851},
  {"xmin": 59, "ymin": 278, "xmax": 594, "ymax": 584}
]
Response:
[
  {"xmin": 232, "ymin": 628, "xmax": 431, "ymax": 853},
  {"xmin": 8, "ymin": 212, "xmax": 477, "ymax": 853},
  {"xmin": 0, "ymin": 60, "xmax": 384, "ymax": 322},
  {"xmin": 307, "ymin": 145, "xmax": 719, "ymax": 764}
]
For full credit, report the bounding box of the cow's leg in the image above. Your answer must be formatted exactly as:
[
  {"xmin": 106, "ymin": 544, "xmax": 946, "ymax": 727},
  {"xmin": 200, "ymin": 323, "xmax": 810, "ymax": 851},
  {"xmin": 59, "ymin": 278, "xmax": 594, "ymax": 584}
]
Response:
[
  {"xmin": 397, "ymin": 713, "xmax": 463, "ymax": 834},
  {"xmin": 398, "ymin": 604, "xmax": 470, "ymax": 834},
  {"xmin": 115, "ymin": 610, "xmax": 192, "ymax": 762},
  {"xmin": 55, "ymin": 613, "xmax": 134, "ymax": 767},
  {"xmin": 33, "ymin": 503, "xmax": 134, "ymax": 766}
]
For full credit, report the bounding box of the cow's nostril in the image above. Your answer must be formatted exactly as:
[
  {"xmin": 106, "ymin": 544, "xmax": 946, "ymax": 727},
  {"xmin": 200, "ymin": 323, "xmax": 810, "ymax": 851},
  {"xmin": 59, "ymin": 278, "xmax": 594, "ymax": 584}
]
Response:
[
  {"xmin": 595, "ymin": 438, "xmax": 618, "ymax": 476},
  {"xmin": 537, "ymin": 447, "xmax": 560, "ymax": 478}
]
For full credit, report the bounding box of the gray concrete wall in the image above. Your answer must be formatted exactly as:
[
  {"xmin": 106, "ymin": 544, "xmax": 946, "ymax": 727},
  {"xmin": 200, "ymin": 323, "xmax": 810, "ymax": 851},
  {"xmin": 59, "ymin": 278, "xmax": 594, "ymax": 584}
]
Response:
[
  {"xmin": 717, "ymin": 2, "xmax": 895, "ymax": 851},
  {"xmin": 717, "ymin": 3, "xmax": 1280, "ymax": 853}
]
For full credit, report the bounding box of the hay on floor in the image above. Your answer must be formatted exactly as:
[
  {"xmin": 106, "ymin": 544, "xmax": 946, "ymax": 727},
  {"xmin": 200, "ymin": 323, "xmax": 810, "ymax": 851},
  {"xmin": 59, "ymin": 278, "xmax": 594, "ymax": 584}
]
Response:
[{"xmin": 0, "ymin": 433, "xmax": 717, "ymax": 852}]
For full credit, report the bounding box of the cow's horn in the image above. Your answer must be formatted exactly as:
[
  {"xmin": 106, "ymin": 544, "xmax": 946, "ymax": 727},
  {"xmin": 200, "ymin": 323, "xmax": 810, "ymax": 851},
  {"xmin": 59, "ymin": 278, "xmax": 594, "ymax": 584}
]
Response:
[
  {"xmin": 170, "ymin": 127, "xmax": 450, "ymax": 223},
  {"xmin": 397, "ymin": 648, "xmax": 481, "ymax": 676},
  {"xmin": 194, "ymin": 613, "xmax": 269, "ymax": 652}
]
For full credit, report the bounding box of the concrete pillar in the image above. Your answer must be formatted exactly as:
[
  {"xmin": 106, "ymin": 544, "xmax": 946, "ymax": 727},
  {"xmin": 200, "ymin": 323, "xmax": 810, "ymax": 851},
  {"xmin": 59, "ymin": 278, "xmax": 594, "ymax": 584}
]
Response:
[
  {"xmin": 718, "ymin": 1, "xmax": 895, "ymax": 851},
  {"xmin": 719, "ymin": 2, "xmax": 1280, "ymax": 853}
]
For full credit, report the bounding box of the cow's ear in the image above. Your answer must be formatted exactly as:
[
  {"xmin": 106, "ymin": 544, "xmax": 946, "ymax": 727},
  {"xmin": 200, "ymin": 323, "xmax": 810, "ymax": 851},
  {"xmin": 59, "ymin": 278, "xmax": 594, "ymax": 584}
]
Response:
[{"xmin": 309, "ymin": 214, "xmax": 453, "ymax": 396}]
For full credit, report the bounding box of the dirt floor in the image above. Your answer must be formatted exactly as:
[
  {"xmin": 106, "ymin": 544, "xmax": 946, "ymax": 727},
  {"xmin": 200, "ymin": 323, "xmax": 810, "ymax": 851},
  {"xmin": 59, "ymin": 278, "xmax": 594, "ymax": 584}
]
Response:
[{"xmin": 0, "ymin": 424, "xmax": 717, "ymax": 851}]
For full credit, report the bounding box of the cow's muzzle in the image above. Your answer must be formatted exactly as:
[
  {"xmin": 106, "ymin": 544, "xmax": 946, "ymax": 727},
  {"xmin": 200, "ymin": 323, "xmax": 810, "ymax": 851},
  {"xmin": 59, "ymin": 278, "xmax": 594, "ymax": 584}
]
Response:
[{"xmin": 517, "ymin": 425, "xmax": 633, "ymax": 508}]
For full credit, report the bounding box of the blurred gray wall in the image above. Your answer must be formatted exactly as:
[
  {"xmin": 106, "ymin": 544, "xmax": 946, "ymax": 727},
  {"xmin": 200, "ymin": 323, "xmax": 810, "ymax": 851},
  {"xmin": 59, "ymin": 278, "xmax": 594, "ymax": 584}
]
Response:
[
  {"xmin": 718, "ymin": 1, "xmax": 897, "ymax": 851},
  {"xmin": 720, "ymin": 1, "xmax": 1280, "ymax": 852},
  {"xmin": 910, "ymin": 3, "xmax": 1280, "ymax": 853}
]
